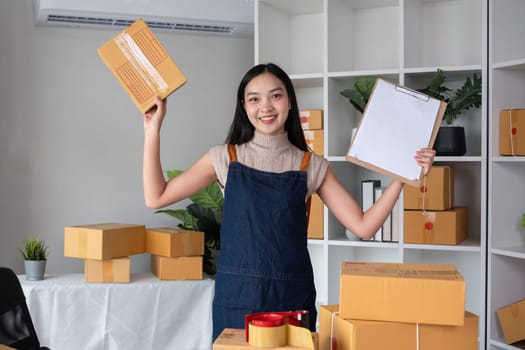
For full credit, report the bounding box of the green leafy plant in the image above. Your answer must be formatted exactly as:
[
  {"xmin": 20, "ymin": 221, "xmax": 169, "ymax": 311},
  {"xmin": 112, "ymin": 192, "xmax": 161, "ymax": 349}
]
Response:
[
  {"xmin": 340, "ymin": 69, "xmax": 482, "ymax": 125},
  {"xmin": 156, "ymin": 170, "xmax": 223, "ymax": 275},
  {"xmin": 20, "ymin": 239, "xmax": 48, "ymax": 261},
  {"xmin": 521, "ymin": 213, "xmax": 525, "ymax": 229}
]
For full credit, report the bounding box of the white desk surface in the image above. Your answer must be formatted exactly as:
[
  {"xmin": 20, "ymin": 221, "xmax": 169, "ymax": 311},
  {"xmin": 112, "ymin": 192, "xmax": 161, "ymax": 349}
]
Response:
[{"xmin": 19, "ymin": 272, "xmax": 214, "ymax": 350}]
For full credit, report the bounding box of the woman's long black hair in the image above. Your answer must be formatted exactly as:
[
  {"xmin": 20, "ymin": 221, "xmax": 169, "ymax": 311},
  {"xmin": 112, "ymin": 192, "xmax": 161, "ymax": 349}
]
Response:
[{"xmin": 225, "ymin": 63, "xmax": 309, "ymax": 152}]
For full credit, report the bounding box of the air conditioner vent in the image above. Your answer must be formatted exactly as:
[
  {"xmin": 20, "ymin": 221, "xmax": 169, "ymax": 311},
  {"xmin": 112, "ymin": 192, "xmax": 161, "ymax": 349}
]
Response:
[{"xmin": 46, "ymin": 15, "xmax": 236, "ymax": 34}]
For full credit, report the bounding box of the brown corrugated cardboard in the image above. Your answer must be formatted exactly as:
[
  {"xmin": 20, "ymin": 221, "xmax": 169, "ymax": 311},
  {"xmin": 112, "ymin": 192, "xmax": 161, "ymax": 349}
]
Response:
[
  {"xmin": 146, "ymin": 227, "xmax": 204, "ymax": 257},
  {"xmin": 84, "ymin": 257, "xmax": 130, "ymax": 283},
  {"xmin": 304, "ymin": 130, "xmax": 324, "ymax": 155},
  {"xmin": 300, "ymin": 110, "xmax": 323, "ymax": 130},
  {"xmin": 213, "ymin": 328, "xmax": 318, "ymax": 350},
  {"xmin": 151, "ymin": 255, "xmax": 203, "ymax": 280},
  {"xmin": 339, "ymin": 262, "xmax": 465, "ymax": 325},
  {"xmin": 64, "ymin": 223, "xmax": 146, "ymax": 260},
  {"xmin": 98, "ymin": 19, "xmax": 187, "ymax": 114},
  {"xmin": 404, "ymin": 207, "xmax": 467, "ymax": 245},
  {"xmin": 307, "ymin": 194, "xmax": 324, "ymax": 239},
  {"xmin": 404, "ymin": 166, "xmax": 454, "ymax": 210},
  {"xmin": 499, "ymin": 109, "xmax": 525, "ymax": 155},
  {"xmin": 497, "ymin": 298, "xmax": 525, "ymax": 344},
  {"xmin": 319, "ymin": 305, "xmax": 478, "ymax": 350}
]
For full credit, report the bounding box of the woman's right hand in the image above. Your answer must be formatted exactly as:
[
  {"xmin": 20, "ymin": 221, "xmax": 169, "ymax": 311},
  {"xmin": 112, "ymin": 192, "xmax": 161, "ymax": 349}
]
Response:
[{"xmin": 143, "ymin": 96, "xmax": 167, "ymax": 135}]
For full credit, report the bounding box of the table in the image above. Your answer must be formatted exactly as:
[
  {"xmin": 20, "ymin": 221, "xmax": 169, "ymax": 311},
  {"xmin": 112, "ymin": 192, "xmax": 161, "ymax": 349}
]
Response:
[{"xmin": 19, "ymin": 273, "xmax": 214, "ymax": 350}]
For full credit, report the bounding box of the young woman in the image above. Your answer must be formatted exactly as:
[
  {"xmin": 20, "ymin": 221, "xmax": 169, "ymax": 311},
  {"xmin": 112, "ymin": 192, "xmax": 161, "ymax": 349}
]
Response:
[{"xmin": 142, "ymin": 63, "xmax": 436, "ymax": 340}]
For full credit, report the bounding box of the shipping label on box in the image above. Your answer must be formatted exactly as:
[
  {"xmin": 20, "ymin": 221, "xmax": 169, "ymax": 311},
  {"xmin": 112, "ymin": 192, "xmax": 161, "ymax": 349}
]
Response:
[
  {"xmin": 151, "ymin": 255, "xmax": 203, "ymax": 280},
  {"xmin": 304, "ymin": 130, "xmax": 324, "ymax": 155},
  {"xmin": 213, "ymin": 328, "xmax": 318, "ymax": 350},
  {"xmin": 300, "ymin": 110, "xmax": 323, "ymax": 130},
  {"xmin": 84, "ymin": 257, "xmax": 130, "ymax": 283},
  {"xmin": 404, "ymin": 207, "xmax": 467, "ymax": 245},
  {"xmin": 146, "ymin": 227, "xmax": 204, "ymax": 257},
  {"xmin": 339, "ymin": 262, "xmax": 465, "ymax": 325},
  {"xmin": 64, "ymin": 223, "xmax": 146, "ymax": 260},
  {"xmin": 499, "ymin": 109, "xmax": 525, "ymax": 155},
  {"xmin": 497, "ymin": 298, "xmax": 525, "ymax": 344},
  {"xmin": 404, "ymin": 166, "xmax": 454, "ymax": 210},
  {"xmin": 307, "ymin": 194, "xmax": 324, "ymax": 239},
  {"xmin": 319, "ymin": 305, "xmax": 478, "ymax": 350},
  {"xmin": 98, "ymin": 19, "xmax": 187, "ymax": 114}
]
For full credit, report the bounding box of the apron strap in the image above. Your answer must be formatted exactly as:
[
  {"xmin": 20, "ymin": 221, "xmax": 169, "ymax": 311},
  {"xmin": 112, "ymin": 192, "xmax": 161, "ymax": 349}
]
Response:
[
  {"xmin": 301, "ymin": 151, "xmax": 313, "ymax": 229},
  {"xmin": 228, "ymin": 144, "xmax": 238, "ymax": 163}
]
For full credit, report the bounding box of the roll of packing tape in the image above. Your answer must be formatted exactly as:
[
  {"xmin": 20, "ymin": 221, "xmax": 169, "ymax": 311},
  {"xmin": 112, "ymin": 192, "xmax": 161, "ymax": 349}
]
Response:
[{"xmin": 248, "ymin": 313, "xmax": 287, "ymax": 348}]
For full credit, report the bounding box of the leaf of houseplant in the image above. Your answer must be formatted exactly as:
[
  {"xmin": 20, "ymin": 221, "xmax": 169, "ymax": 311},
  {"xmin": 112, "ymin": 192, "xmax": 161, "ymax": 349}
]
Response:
[{"xmin": 189, "ymin": 181, "xmax": 224, "ymax": 209}]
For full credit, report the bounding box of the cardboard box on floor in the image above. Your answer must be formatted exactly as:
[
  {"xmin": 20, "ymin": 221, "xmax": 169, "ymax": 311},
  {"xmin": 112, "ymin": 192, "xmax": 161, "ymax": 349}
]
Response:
[
  {"xmin": 151, "ymin": 255, "xmax": 203, "ymax": 280},
  {"xmin": 404, "ymin": 166, "xmax": 454, "ymax": 210},
  {"xmin": 84, "ymin": 257, "xmax": 130, "ymax": 283},
  {"xmin": 213, "ymin": 328, "xmax": 318, "ymax": 350},
  {"xmin": 319, "ymin": 305, "xmax": 478, "ymax": 350},
  {"xmin": 339, "ymin": 262, "xmax": 465, "ymax": 326},
  {"xmin": 146, "ymin": 227, "xmax": 204, "ymax": 257},
  {"xmin": 499, "ymin": 109, "xmax": 525, "ymax": 155},
  {"xmin": 98, "ymin": 19, "xmax": 187, "ymax": 114},
  {"xmin": 497, "ymin": 298, "xmax": 525, "ymax": 344},
  {"xmin": 404, "ymin": 207, "xmax": 468, "ymax": 245},
  {"xmin": 64, "ymin": 223, "xmax": 146, "ymax": 260}
]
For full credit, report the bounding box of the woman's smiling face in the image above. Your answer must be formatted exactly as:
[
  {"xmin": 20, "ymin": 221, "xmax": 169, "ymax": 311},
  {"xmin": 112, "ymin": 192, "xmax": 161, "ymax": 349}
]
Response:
[{"xmin": 243, "ymin": 72, "xmax": 291, "ymax": 136}]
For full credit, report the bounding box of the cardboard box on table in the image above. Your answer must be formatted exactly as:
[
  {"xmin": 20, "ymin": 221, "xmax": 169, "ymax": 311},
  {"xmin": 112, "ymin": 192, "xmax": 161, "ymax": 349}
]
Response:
[
  {"xmin": 213, "ymin": 327, "xmax": 318, "ymax": 350},
  {"xmin": 497, "ymin": 298, "xmax": 525, "ymax": 344},
  {"xmin": 64, "ymin": 223, "xmax": 146, "ymax": 260},
  {"xmin": 403, "ymin": 166, "xmax": 454, "ymax": 210},
  {"xmin": 97, "ymin": 18, "xmax": 187, "ymax": 114},
  {"xmin": 307, "ymin": 193, "xmax": 324, "ymax": 239},
  {"xmin": 84, "ymin": 257, "xmax": 130, "ymax": 283},
  {"xmin": 339, "ymin": 262, "xmax": 465, "ymax": 326},
  {"xmin": 151, "ymin": 254, "xmax": 203, "ymax": 280},
  {"xmin": 499, "ymin": 109, "xmax": 525, "ymax": 155},
  {"xmin": 319, "ymin": 305, "xmax": 478, "ymax": 350},
  {"xmin": 300, "ymin": 110, "xmax": 323, "ymax": 130},
  {"xmin": 145, "ymin": 227, "xmax": 204, "ymax": 257},
  {"xmin": 404, "ymin": 207, "xmax": 468, "ymax": 245}
]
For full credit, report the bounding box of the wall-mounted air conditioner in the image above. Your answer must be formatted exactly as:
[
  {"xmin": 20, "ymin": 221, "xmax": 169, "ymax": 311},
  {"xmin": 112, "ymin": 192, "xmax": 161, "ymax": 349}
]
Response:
[{"xmin": 34, "ymin": 0, "xmax": 254, "ymax": 37}]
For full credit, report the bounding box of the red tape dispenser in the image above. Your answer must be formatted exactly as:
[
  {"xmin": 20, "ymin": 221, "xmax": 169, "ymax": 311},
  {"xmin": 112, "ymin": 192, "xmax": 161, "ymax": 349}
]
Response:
[{"xmin": 245, "ymin": 310, "xmax": 309, "ymax": 347}]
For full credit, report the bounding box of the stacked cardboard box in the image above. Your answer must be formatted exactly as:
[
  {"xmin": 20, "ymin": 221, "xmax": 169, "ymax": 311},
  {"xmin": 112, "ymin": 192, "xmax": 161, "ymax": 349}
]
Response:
[
  {"xmin": 64, "ymin": 223, "xmax": 146, "ymax": 283},
  {"xmin": 403, "ymin": 166, "xmax": 468, "ymax": 245},
  {"xmin": 318, "ymin": 262, "xmax": 478, "ymax": 350},
  {"xmin": 146, "ymin": 227, "xmax": 204, "ymax": 280},
  {"xmin": 301, "ymin": 110, "xmax": 324, "ymax": 240},
  {"xmin": 499, "ymin": 109, "xmax": 525, "ymax": 155}
]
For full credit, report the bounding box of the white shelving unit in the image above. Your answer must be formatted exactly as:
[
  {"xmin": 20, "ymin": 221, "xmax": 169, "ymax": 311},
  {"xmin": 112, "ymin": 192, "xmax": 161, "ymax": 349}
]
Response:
[
  {"xmin": 487, "ymin": 0, "xmax": 525, "ymax": 349},
  {"xmin": 255, "ymin": 0, "xmax": 487, "ymax": 348}
]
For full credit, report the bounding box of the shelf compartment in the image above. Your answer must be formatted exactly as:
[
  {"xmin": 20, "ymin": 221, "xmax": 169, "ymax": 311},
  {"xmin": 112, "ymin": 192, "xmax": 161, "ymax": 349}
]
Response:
[{"xmin": 492, "ymin": 0, "xmax": 525, "ymax": 64}]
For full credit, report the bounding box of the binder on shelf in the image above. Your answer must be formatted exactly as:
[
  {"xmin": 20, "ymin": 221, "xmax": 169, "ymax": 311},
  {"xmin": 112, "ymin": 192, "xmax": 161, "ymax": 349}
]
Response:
[{"xmin": 347, "ymin": 79, "xmax": 446, "ymax": 187}]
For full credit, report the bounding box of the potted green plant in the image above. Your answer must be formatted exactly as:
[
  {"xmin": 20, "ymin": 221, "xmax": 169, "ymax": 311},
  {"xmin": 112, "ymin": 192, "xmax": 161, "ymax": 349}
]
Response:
[
  {"xmin": 156, "ymin": 170, "xmax": 223, "ymax": 275},
  {"xmin": 340, "ymin": 69, "xmax": 482, "ymax": 156},
  {"xmin": 20, "ymin": 239, "xmax": 48, "ymax": 281}
]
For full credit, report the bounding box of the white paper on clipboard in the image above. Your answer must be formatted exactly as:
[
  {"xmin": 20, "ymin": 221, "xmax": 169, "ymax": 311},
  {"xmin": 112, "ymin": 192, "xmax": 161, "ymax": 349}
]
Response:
[{"xmin": 346, "ymin": 78, "xmax": 446, "ymax": 186}]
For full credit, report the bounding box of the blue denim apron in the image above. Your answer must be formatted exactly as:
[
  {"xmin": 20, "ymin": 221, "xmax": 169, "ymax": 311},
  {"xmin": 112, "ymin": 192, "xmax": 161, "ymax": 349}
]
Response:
[{"xmin": 212, "ymin": 144, "xmax": 316, "ymax": 340}]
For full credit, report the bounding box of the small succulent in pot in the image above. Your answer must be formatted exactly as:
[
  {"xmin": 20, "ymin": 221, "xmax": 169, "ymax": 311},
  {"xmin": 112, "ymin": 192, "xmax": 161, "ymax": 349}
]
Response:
[{"xmin": 20, "ymin": 239, "xmax": 48, "ymax": 261}]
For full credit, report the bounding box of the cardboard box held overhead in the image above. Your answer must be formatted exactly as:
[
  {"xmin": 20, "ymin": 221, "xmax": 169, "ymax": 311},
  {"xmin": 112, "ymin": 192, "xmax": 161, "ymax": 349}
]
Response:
[
  {"xmin": 98, "ymin": 19, "xmax": 187, "ymax": 114},
  {"xmin": 339, "ymin": 262, "xmax": 465, "ymax": 326}
]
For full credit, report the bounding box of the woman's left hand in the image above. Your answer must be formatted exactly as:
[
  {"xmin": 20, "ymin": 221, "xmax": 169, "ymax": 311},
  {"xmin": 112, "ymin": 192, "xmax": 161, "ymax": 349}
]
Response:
[{"xmin": 415, "ymin": 148, "xmax": 436, "ymax": 176}]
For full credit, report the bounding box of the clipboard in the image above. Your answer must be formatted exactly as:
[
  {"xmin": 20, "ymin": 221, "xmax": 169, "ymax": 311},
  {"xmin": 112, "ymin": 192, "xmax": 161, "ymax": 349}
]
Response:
[{"xmin": 346, "ymin": 78, "xmax": 446, "ymax": 187}]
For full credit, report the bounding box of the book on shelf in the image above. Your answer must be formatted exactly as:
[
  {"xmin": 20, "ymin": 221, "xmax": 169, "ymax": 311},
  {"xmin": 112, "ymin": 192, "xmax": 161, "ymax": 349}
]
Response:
[
  {"xmin": 361, "ymin": 180, "xmax": 381, "ymax": 241},
  {"xmin": 391, "ymin": 197, "xmax": 400, "ymax": 242}
]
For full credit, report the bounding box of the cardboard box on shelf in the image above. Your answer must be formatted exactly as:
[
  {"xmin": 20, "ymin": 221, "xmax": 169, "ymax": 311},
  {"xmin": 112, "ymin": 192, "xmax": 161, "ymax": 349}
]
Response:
[
  {"xmin": 98, "ymin": 18, "xmax": 187, "ymax": 114},
  {"xmin": 213, "ymin": 328, "xmax": 318, "ymax": 350},
  {"xmin": 499, "ymin": 109, "xmax": 525, "ymax": 155},
  {"xmin": 497, "ymin": 298, "xmax": 525, "ymax": 344},
  {"xmin": 146, "ymin": 227, "xmax": 204, "ymax": 257},
  {"xmin": 339, "ymin": 262, "xmax": 465, "ymax": 326},
  {"xmin": 300, "ymin": 110, "xmax": 323, "ymax": 130},
  {"xmin": 319, "ymin": 305, "xmax": 478, "ymax": 350},
  {"xmin": 403, "ymin": 166, "xmax": 454, "ymax": 210},
  {"xmin": 64, "ymin": 223, "xmax": 146, "ymax": 260},
  {"xmin": 307, "ymin": 194, "xmax": 324, "ymax": 239},
  {"xmin": 404, "ymin": 207, "xmax": 467, "ymax": 245},
  {"xmin": 304, "ymin": 130, "xmax": 324, "ymax": 155},
  {"xmin": 151, "ymin": 255, "xmax": 203, "ymax": 280},
  {"xmin": 84, "ymin": 257, "xmax": 130, "ymax": 283}
]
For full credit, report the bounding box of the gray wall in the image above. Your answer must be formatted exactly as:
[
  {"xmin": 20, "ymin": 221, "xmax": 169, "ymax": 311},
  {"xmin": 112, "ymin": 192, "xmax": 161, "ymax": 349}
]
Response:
[{"xmin": 0, "ymin": 1, "xmax": 253, "ymax": 274}]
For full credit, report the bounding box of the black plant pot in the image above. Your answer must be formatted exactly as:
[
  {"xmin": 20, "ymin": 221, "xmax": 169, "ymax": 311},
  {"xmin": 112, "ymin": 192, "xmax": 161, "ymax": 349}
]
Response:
[{"xmin": 433, "ymin": 126, "xmax": 467, "ymax": 156}]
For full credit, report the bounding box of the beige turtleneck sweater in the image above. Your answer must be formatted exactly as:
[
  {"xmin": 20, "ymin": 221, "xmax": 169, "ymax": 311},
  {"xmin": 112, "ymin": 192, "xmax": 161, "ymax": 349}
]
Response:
[{"xmin": 210, "ymin": 131, "xmax": 329, "ymax": 199}]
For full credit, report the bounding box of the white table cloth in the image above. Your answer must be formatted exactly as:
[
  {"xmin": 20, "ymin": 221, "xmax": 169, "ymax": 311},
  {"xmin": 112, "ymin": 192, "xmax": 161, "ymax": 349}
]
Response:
[{"xmin": 19, "ymin": 273, "xmax": 214, "ymax": 350}]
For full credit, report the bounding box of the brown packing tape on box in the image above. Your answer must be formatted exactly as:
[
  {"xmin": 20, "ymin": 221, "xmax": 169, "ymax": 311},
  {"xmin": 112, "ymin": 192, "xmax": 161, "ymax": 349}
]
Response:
[
  {"xmin": 84, "ymin": 257, "xmax": 130, "ymax": 283},
  {"xmin": 499, "ymin": 109, "xmax": 525, "ymax": 155}
]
